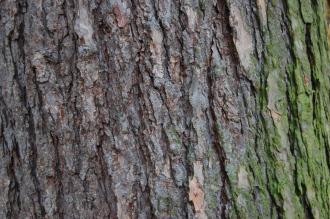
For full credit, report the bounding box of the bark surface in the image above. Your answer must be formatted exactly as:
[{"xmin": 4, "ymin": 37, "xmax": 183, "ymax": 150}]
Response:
[{"xmin": 1, "ymin": 0, "xmax": 330, "ymax": 218}]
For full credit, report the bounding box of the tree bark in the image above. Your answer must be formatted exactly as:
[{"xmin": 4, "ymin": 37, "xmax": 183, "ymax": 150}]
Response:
[{"xmin": 0, "ymin": 0, "xmax": 330, "ymax": 218}]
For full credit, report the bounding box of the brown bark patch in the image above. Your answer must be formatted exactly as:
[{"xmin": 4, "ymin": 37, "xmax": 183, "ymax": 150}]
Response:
[
  {"xmin": 189, "ymin": 177, "xmax": 207, "ymax": 218},
  {"xmin": 113, "ymin": 5, "xmax": 128, "ymax": 28}
]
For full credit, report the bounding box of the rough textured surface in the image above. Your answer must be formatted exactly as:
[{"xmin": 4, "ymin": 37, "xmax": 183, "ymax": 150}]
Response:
[{"xmin": 0, "ymin": 0, "xmax": 330, "ymax": 218}]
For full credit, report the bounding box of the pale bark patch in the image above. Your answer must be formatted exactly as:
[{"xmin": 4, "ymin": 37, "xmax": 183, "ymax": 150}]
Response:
[
  {"xmin": 185, "ymin": 7, "xmax": 197, "ymax": 30},
  {"xmin": 238, "ymin": 166, "xmax": 249, "ymax": 190},
  {"xmin": 189, "ymin": 177, "xmax": 207, "ymax": 219},
  {"xmin": 257, "ymin": 0, "xmax": 267, "ymax": 25},
  {"xmin": 193, "ymin": 161, "xmax": 204, "ymax": 185},
  {"xmin": 82, "ymin": 93, "xmax": 96, "ymax": 120},
  {"xmin": 113, "ymin": 4, "xmax": 128, "ymax": 28},
  {"xmin": 229, "ymin": 6, "xmax": 253, "ymax": 71},
  {"xmin": 77, "ymin": 61, "xmax": 99, "ymax": 87},
  {"xmin": 150, "ymin": 29, "xmax": 164, "ymax": 78},
  {"xmin": 74, "ymin": 3, "xmax": 95, "ymax": 48},
  {"xmin": 117, "ymin": 201, "xmax": 130, "ymax": 219},
  {"xmin": 283, "ymin": 192, "xmax": 296, "ymax": 219},
  {"xmin": 269, "ymin": 108, "xmax": 282, "ymax": 122}
]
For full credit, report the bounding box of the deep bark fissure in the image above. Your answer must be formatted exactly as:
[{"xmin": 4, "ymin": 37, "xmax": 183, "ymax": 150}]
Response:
[
  {"xmin": 49, "ymin": 132, "xmax": 64, "ymax": 218},
  {"xmin": 6, "ymin": 138, "xmax": 21, "ymax": 218}
]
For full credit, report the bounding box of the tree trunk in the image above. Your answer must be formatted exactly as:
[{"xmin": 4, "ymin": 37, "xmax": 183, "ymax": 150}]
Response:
[{"xmin": 1, "ymin": 0, "xmax": 330, "ymax": 218}]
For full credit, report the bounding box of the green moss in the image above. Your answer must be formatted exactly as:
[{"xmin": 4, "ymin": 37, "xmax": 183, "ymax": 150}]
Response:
[
  {"xmin": 300, "ymin": 0, "xmax": 314, "ymax": 23},
  {"xmin": 216, "ymin": 0, "xmax": 330, "ymax": 217},
  {"xmin": 157, "ymin": 196, "xmax": 176, "ymax": 216},
  {"xmin": 204, "ymin": 172, "xmax": 221, "ymax": 213}
]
